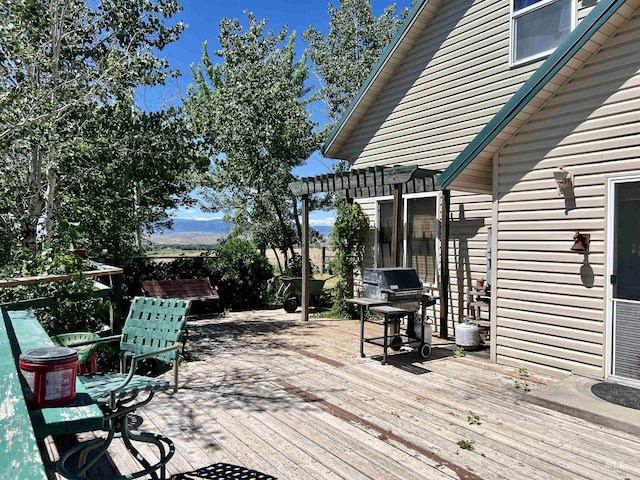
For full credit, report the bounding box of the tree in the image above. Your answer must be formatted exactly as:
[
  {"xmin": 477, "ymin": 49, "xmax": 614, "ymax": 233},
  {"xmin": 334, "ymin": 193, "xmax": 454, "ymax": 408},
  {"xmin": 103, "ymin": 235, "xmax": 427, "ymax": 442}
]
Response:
[
  {"xmin": 185, "ymin": 12, "xmax": 318, "ymax": 265},
  {"xmin": 304, "ymin": 0, "xmax": 409, "ymax": 131},
  {"xmin": 0, "ymin": 0, "xmax": 188, "ymax": 253},
  {"xmin": 58, "ymin": 100, "xmax": 208, "ymax": 260}
]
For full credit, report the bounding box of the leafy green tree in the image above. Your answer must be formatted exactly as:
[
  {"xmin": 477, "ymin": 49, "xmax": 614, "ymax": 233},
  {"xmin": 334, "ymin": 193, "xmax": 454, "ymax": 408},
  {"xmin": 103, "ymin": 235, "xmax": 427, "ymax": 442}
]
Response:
[
  {"xmin": 58, "ymin": 101, "xmax": 208, "ymax": 260},
  {"xmin": 185, "ymin": 13, "xmax": 318, "ymax": 265},
  {"xmin": 0, "ymin": 0, "xmax": 187, "ymax": 253},
  {"xmin": 304, "ymin": 0, "xmax": 409, "ymax": 131}
]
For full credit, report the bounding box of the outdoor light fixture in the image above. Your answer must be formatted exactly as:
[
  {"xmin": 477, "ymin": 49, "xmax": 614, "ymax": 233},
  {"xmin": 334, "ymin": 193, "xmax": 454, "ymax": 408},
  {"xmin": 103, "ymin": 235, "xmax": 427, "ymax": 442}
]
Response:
[
  {"xmin": 554, "ymin": 166, "xmax": 573, "ymax": 195},
  {"xmin": 570, "ymin": 232, "xmax": 590, "ymax": 253}
]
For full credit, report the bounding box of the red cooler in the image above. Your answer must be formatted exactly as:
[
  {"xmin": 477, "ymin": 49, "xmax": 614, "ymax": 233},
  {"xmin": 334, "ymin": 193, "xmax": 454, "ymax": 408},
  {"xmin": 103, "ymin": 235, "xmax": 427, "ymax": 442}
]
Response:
[{"xmin": 19, "ymin": 347, "xmax": 79, "ymax": 408}]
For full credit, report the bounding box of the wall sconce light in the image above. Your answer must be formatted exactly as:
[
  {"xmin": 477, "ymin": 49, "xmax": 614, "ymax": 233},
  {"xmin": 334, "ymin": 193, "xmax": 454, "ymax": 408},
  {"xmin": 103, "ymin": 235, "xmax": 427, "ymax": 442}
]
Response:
[
  {"xmin": 570, "ymin": 232, "xmax": 590, "ymax": 253},
  {"xmin": 554, "ymin": 166, "xmax": 573, "ymax": 195}
]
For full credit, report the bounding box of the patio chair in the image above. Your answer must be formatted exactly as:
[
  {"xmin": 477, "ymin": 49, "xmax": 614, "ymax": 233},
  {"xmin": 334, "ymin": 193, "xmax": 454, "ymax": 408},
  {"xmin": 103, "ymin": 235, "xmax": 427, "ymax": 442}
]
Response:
[
  {"xmin": 50, "ymin": 331, "xmax": 102, "ymax": 374},
  {"xmin": 57, "ymin": 296, "xmax": 191, "ymax": 480}
]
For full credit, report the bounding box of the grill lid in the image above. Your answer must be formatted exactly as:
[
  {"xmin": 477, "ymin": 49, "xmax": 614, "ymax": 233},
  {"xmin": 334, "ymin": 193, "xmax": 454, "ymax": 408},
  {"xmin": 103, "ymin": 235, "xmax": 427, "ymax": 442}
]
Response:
[{"xmin": 362, "ymin": 268, "xmax": 422, "ymax": 291}]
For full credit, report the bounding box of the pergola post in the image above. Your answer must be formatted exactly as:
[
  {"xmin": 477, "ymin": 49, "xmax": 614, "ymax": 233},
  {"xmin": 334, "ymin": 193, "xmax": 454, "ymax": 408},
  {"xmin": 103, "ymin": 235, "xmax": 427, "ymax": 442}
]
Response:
[
  {"xmin": 439, "ymin": 190, "xmax": 450, "ymax": 338},
  {"xmin": 391, "ymin": 184, "xmax": 403, "ymax": 268},
  {"xmin": 301, "ymin": 194, "xmax": 310, "ymax": 322}
]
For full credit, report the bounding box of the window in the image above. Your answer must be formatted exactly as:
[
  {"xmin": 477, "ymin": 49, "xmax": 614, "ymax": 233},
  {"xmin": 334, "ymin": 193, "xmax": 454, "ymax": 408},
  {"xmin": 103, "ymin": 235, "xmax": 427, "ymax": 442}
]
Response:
[
  {"xmin": 377, "ymin": 200, "xmax": 395, "ymax": 268},
  {"xmin": 511, "ymin": 0, "xmax": 574, "ymax": 65},
  {"xmin": 376, "ymin": 194, "xmax": 440, "ymax": 285}
]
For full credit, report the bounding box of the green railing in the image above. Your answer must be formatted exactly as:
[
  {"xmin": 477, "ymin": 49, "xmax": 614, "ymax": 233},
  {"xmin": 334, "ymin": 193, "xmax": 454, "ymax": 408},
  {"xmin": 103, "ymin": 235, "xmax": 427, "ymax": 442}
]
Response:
[{"xmin": 0, "ymin": 262, "xmax": 124, "ymax": 332}]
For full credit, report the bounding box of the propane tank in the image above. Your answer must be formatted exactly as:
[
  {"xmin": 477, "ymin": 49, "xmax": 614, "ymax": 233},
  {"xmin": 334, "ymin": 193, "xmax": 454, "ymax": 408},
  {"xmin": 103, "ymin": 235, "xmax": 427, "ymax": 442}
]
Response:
[{"xmin": 455, "ymin": 318, "xmax": 480, "ymax": 349}]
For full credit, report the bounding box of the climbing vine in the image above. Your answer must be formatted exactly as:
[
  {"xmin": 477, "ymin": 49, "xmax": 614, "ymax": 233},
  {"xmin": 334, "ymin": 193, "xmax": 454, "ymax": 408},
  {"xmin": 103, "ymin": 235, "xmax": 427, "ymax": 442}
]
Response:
[{"xmin": 328, "ymin": 201, "xmax": 371, "ymax": 318}]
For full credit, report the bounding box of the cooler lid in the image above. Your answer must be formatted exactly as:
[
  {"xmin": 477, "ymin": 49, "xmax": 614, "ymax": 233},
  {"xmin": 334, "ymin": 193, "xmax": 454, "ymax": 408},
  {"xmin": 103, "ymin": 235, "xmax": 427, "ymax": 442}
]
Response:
[{"xmin": 20, "ymin": 346, "xmax": 78, "ymax": 364}]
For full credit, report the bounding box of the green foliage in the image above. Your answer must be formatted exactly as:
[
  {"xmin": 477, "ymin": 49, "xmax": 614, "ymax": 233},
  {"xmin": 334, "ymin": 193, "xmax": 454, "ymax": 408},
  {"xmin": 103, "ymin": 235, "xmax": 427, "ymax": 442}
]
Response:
[
  {"xmin": 0, "ymin": 0, "xmax": 199, "ymax": 260},
  {"xmin": 514, "ymin": 366, "xmax": 531, "ymax": 391},
  {"xmin": 122, "ymin": 242, "xmax": 273, "ymax": 311},
  {"xmin": 185, "ymin": 12, "xmax": 318, "ymax": 259},
  {"xmin": 327, "ymin": 201, "xmax": 370, "ymax": 318},
  {"xmin": 304, "ymin": 0, "xmax": 408, "ymax": 129},
  {"xmin": 456, "ymin": 440, "xmax": 475, "ymax": 452},
  {"xmin": 208, "ymin": 237, "xmax": 274, "ymax": 310},
  {"xmin": 467, "ymin": 411, "xmax": 481, "ymax": 425},
  {"xmin": 58, "ymin": 103, "xmax": 208, "ymax": 261},
  {"xmin": 453, "ymin": 346, "xmax": 467, "ymax": 358},
  {"xmin": 0, "ymin": 243, "xmax": 109, "ymax": 336}
]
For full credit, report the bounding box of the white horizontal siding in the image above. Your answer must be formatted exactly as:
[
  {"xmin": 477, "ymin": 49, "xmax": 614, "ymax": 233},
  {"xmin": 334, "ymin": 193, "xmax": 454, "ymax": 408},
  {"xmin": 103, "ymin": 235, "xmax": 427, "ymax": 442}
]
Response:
[{"xmin": 494, "ymin": 6, "xmax": 640, "ymax": 377}]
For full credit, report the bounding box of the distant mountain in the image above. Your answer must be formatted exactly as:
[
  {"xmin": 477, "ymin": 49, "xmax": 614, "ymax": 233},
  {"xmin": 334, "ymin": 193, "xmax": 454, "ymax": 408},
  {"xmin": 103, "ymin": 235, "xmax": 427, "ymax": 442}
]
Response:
[
  {"xmin": 157, "ymin": 218, "xmax": 231, "ymax": 234},
  {"xmin": 155, "ymin": 218, "xmax": 332, "ymax": 237}
]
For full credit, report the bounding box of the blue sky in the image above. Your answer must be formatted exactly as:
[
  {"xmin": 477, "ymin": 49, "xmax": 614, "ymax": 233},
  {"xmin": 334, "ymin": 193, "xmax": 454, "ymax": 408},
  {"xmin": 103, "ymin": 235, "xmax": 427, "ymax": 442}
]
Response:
[{"xmin": 146, "ymin": 0, "xmax": 414, "ymax": 225}]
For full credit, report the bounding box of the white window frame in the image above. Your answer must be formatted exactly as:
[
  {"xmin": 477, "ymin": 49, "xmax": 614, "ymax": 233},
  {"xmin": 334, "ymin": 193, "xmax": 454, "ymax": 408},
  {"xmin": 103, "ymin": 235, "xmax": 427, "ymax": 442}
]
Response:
[
  {"xmin": 509, "ymin": 0, "xmax": 577, "ymax": 67},
  {"xmin": 374, "ymin": 191, "xmax": 441, "ymax": 288}
]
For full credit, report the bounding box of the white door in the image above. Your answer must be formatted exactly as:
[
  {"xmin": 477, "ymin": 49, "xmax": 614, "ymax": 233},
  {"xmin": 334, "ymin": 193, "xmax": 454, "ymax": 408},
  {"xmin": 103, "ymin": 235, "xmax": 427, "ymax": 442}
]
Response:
[{"xmin": 608, "ymin": 177, "xmax": 640, "ymax": 384}]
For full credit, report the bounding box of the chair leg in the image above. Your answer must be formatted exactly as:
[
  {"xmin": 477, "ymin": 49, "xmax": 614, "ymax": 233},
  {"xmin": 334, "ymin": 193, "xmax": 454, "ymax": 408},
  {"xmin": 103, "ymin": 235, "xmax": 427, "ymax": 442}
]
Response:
[
  {"xmin": 57, "ymin": 414, "xmax": 175, "ymax": 480},
  {"xmin": 58, "ymin": 423, "xmax": 116, "ymax": 479}
]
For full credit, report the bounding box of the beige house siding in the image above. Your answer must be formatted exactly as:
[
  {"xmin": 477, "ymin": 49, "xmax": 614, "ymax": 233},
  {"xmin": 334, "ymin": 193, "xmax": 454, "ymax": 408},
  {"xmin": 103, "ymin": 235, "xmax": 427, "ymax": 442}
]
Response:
[
  {"xmin": 493, "ymin": 7, "xmax": 640, "ymax": 377},
  {"xmin": 341, "ymin": 0, "xmax": 541, "ymax": 170},
  {"xmin": 338, "ymin": 0, "xmax": 594, "ymax": 337},
  {"xmin": 356, "ymin": 191, "xmax": 492, "ymax": 334}
]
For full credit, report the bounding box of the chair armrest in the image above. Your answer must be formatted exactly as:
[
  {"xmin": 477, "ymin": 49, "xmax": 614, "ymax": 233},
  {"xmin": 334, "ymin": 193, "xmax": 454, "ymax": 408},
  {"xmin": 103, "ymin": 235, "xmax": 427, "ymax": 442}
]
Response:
[{"xmin": 108, "ymin": 344, "xmax": 180, "ymax": 409}]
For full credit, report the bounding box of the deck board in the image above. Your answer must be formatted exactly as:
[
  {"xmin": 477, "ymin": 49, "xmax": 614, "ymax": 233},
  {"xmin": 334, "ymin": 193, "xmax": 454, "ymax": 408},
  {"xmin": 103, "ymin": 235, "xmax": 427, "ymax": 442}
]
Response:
[{"xmin": 48, "ymin": 310, "xmax": 640, "ymax": 479}]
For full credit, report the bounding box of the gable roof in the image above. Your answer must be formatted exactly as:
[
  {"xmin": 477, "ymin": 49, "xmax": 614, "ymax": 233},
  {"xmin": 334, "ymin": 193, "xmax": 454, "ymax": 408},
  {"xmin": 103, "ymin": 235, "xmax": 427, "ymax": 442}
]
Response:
[
  {"xmin": 322, "ymin": 0, "xmax": 440, "ymax": 160},
  {"xmin": 438, "ymin": 0, "xmax": 637, "ymax": 191}
]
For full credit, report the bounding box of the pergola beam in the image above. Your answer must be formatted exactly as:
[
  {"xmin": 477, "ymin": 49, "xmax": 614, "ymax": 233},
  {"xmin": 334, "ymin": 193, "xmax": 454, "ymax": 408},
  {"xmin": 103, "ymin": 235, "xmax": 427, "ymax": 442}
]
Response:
[{"xmin": 289, "ymin": 165, "xmax": 441, "ymax": 198}]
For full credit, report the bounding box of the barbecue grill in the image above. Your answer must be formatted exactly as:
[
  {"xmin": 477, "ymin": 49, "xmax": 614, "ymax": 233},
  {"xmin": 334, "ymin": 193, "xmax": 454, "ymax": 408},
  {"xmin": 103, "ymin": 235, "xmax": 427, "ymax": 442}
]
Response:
[{"xmin": 359, "ymin": 267, "xmax": 436, "ymax": 361}]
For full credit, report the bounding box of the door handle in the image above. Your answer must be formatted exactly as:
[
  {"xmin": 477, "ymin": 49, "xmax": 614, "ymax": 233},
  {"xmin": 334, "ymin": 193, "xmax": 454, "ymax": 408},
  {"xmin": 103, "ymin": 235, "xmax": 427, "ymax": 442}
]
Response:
[{"xmin": 610, "ymin": 274, "xmax": 617, "ymax": 285}]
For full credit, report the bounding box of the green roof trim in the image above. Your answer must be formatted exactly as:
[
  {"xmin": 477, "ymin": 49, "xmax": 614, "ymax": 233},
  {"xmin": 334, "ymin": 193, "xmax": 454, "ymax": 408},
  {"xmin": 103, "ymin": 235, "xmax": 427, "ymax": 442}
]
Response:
[
  {"xmin": 438, "ymin": 0, "xmax": 627, "ymax": 190},
  {"xmin": 321, "ymin": 0, "xmax": 429, "ymax": 156}
]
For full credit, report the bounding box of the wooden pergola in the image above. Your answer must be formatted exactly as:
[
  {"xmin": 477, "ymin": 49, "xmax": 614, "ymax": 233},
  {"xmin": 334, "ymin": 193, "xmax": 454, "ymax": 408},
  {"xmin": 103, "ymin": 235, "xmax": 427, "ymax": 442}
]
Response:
[{"xmin": 289, "ymin": 165, "xmax": 450, "ymax": 338}]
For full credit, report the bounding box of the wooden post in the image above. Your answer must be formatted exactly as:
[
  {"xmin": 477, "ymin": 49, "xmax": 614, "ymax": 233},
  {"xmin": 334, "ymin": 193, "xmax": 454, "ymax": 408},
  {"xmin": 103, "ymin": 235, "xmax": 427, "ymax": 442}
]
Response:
[
  {"xmin": 109, "ymin": 271, "xmax": 123, "ymax": 333},
  {"xmin": 301, "ymin": 194, "xmax": 310, "ymax": 322},
  {"xmin": 439, "ymin": 190, "xmax": 450, "ymax": 339},
  {"xmin": 391, "ymin": 184, "xmax": 403, "ymax": 267}
]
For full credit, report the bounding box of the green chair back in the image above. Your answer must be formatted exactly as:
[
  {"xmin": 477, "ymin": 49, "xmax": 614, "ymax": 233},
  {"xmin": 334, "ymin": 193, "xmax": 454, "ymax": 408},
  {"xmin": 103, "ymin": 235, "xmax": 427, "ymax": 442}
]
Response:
[{"xmin": 121, "ymin": 297, "xmax": 191, "ymax": 364}]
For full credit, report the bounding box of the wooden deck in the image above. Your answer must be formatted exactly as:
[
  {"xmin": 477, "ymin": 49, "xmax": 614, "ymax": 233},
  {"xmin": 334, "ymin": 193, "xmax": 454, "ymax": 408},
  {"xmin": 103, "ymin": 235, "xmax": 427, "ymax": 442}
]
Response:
[{"xmin": 48, "ymin": 310, "xmax": 640, "ymax": 479}]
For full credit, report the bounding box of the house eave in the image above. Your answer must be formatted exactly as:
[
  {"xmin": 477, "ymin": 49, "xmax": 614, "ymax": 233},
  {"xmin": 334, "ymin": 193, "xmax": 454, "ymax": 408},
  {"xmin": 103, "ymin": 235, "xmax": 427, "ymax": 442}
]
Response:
[
  {"xmin": 322, "ymin": 0, "xmax": 439, "ymax": 160},
  {"xmin": 438, "ymin": 0, "xmax": 635, "ymax": 192}
]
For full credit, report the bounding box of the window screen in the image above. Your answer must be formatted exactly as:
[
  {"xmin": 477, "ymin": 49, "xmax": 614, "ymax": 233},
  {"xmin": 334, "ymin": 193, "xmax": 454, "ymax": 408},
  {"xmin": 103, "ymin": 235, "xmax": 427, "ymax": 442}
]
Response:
[
  {"xmin": 406, "ymin": 197, "xmax": 437, "ymax": 284},
  {"xmin": 377, "ymin": 201, "xmax": 395, "ymax": 267}
]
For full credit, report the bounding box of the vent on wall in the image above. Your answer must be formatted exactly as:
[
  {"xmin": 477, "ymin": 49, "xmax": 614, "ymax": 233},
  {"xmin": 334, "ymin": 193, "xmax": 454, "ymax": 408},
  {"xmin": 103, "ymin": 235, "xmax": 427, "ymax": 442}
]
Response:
[{"xmin": 613, "ymin": 301, "xmax": 640, "ymax": 381}]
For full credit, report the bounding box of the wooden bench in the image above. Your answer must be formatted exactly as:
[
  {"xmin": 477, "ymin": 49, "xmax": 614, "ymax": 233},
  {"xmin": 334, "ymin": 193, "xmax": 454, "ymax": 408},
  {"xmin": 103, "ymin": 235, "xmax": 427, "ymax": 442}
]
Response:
[
  {"xmin": 141, "ymin": 278, "xmax": 219, "ymax": 313},
  {"xmin": 1, "ymin": 309, "xmax": 104, "ymax": 478}
]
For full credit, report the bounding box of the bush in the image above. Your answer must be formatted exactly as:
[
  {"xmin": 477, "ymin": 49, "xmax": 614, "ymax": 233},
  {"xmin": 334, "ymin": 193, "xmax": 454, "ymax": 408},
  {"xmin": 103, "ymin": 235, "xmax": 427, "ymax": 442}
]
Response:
[{"xmin": 209, "ymin": 237, "xmax": 273, "ymax": 310}]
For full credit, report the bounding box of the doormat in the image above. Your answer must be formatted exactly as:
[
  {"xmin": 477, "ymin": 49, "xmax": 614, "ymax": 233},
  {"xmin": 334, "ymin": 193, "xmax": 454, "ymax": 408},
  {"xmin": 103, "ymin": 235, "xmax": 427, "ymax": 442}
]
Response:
[{"xmin": 591, "ymin": 382, "xmax": 640, "ymax": 410}]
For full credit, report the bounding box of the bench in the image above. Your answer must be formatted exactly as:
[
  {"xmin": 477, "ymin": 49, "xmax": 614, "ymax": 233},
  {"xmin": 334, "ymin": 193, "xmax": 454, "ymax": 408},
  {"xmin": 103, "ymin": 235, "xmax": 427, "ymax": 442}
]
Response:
[
  {"xmin": 141, "ymin": 278, "xmax": 219, "ymax": 313},
  {"xmin": 1, "ymin": 309, "xmax": 104, "ymax": 478}
]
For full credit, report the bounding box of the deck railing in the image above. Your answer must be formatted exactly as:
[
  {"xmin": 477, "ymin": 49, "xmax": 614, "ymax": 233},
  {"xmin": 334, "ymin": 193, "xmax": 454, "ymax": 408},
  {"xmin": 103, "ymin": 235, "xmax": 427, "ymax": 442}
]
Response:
[{"xmin": 0, "ymin": 262, "xmax": 124, "ymax": 332}]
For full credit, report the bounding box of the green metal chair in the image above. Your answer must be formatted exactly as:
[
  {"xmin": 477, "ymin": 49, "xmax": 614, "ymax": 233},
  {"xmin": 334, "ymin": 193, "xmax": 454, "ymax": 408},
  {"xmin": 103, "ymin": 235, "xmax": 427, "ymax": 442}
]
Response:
[
  {"xmin": 50, "ymin": 332, "xmax": 102, "ymax": 374},
  {"xmin": 57, "ymin": 296, "xmax": 191, "ymax": 480}
]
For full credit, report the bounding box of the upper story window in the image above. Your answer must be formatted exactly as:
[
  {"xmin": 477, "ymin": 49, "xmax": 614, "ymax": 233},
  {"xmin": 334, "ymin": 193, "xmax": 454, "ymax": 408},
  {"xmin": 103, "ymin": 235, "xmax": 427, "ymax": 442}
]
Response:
[{"xmin": 511, "ymin": 0, "xmax": 575, "ymax": 66}]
